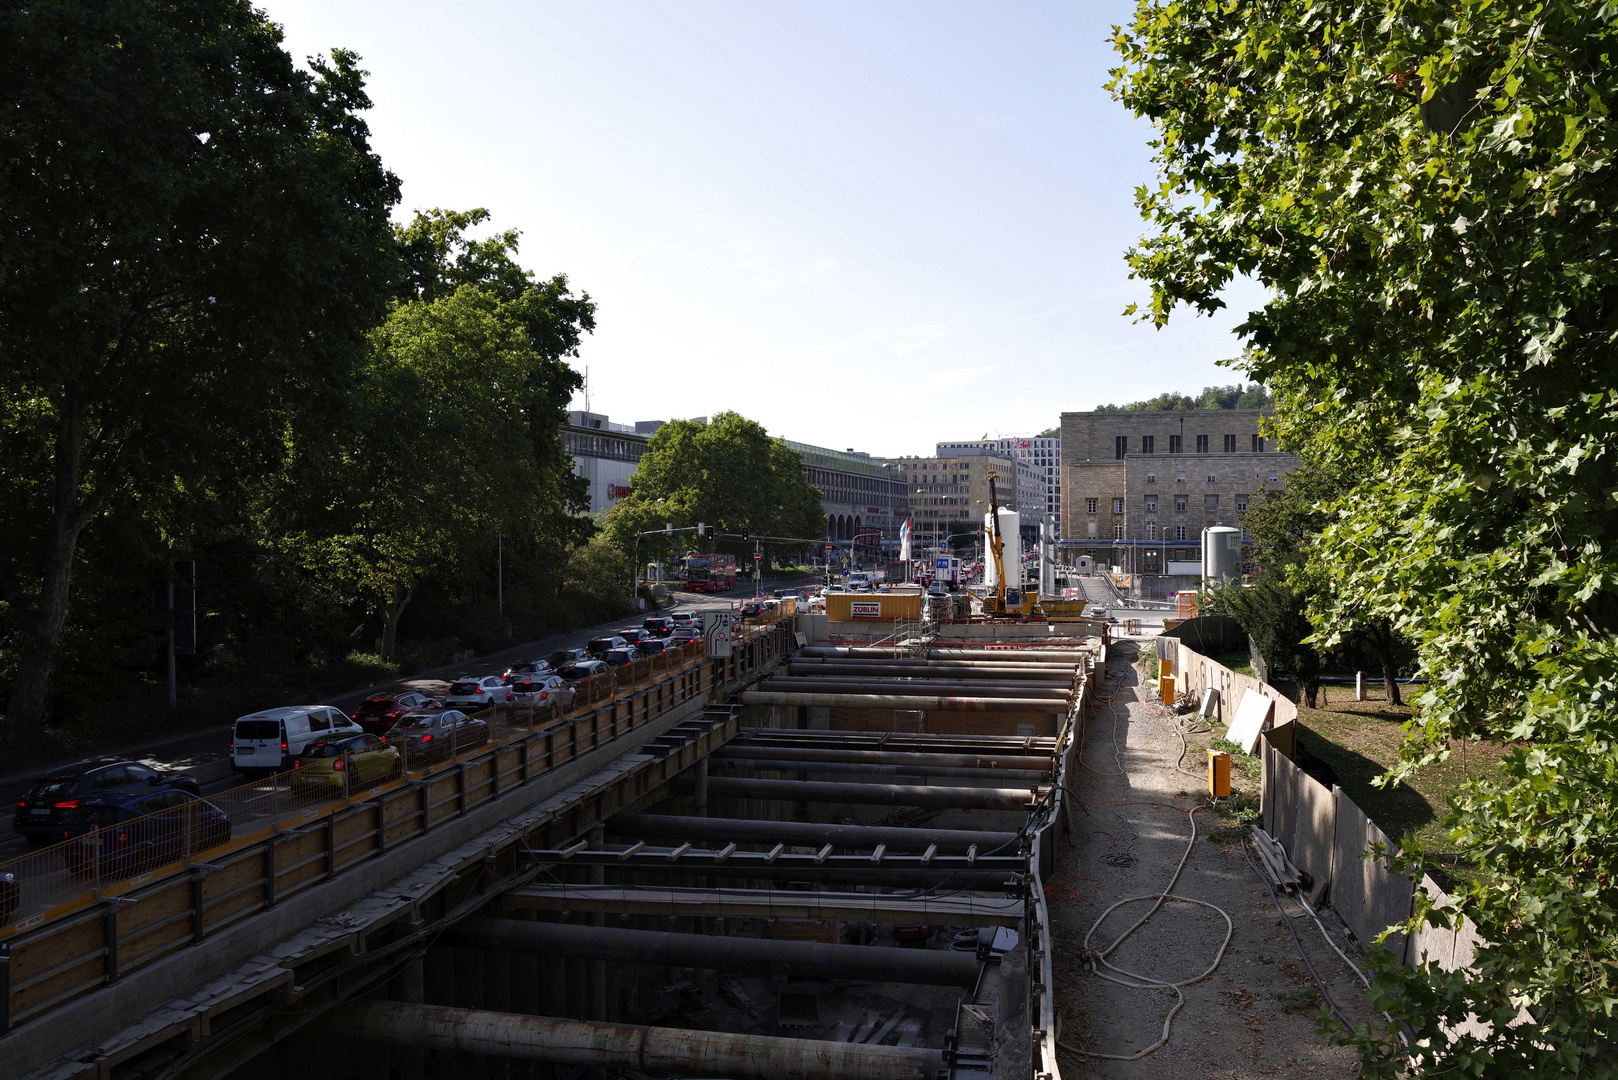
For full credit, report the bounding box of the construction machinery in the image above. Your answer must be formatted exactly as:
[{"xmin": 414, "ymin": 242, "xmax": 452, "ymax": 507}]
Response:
[{"xmin": 970, "ymin": 470, "xmax": 1038, "ymax": 618}]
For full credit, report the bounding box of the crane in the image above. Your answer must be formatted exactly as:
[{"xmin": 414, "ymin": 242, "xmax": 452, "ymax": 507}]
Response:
[{"xmin": 970, "ymin": 469, "xmax": 1036, "ymax": 617}]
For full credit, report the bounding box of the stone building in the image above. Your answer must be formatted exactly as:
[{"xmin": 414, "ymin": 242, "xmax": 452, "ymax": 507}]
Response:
[
  {"xmin": 892, "ymin": 450, "xmax": 1024, "ymax": 554},
  {"xmin": 936, "ymin": 435, "xmax": 1061, "ymax": 536},
  {"xmin": 1058, "ymin": 409, "xmax": 1298, "ymax": 598}
]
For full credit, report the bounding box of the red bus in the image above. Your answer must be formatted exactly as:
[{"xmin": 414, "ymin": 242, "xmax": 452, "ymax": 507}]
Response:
[{"xmin": 684, "ymin": 554, "xmax": 737, "ymax": 592}]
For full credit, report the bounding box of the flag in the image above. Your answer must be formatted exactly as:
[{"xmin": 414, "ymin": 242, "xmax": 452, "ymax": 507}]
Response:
[{"xmin": 899, "ymin": 519, "xmax": 912, "ymax": 561}]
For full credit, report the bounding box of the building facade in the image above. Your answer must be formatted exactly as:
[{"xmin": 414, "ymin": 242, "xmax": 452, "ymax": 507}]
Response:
[
  {"xmin": 892, "ymin": 451, "xmax": 1024, "ymax": 553},
  {"xmin": 1058, "ymin": 409, "xmax": 1298, "ymax": 596},
  {"xmin": 563, "ymin": 411, "xmax": 661, "ymax": 516},
  {"xmin": 936, "ymin": 435, "xmax": 1062, "ymax": 537},
  {"xmin": 787, "ymin": 442, "xmax": 911, "ymax": 551}
]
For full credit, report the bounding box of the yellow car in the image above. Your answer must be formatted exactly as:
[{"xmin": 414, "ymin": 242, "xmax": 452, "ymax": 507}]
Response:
[{"xmin": 290, "ymin": 734, "xmax": 400, "ymax": 792}]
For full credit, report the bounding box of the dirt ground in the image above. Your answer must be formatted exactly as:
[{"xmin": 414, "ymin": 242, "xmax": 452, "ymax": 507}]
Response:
[{"xmin": 1049, "ymin": 641, "xmax": 1376, "ymax": 1079}]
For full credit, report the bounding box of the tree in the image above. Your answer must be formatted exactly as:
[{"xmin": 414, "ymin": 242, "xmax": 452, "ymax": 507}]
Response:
[
  {"xmin": 0, "ymin": 1, "xmax": 400, "ymax": 745},
  {"xmin": 601, "ymin": 413, "xmax": 825, "ymax": 567},
  {"xmin": 1112, "ymin": 2, "xmax": 1618, "ymax": 1072},
  {"xmin": 273, "ymin": 212, "xmax": 593, "ymax": 660},
  {"xmin": 1094, "ymin": 382, "xmax": 1269, "ymax": 411}
]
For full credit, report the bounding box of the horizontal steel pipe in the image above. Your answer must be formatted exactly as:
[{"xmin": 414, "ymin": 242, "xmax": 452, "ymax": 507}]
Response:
[
  {"xmin": 758, "ymin": 677, "xmax": 1071, "ymax": 699},
  {"xmin": 325, "ymin": 1001, "xmax": 944, "ymax": 1080},
  {"xmin": 611, "ymin": 812, "xmax": 1020, "ymax": 850},
  {"xmin": 701, "ymin": 775, "xmax": 1039, "ymax": 810},
  {"xmin": 787, "ymin": 662, "xmax": 1077, "ymax": 684},
  {"xmin": 739, "ymin": 690, "xmax": 1064, "ymax": 712},
  {"xmin": 799, "ymin": 646, "xmax": 1092, "ymax": 662},
  {"xmin": 715, "ymin": 757, "xmax": 1047, "ymax": 782},
  {"xmin": 790, "ymin": 658, "xmax": 1078, "ymax": 676},
  {"xmin": 448, "ymin": 917, "xmax": 982, "ymax": 987},
  {"xmin": 717, "ymin": 744, "xmax": 1052, "ymax": 771}
]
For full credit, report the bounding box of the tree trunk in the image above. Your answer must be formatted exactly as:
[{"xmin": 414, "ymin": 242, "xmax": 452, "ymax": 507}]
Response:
[
  {"xmin": 1374, "ymin": 622, "xmax": 1403, "ymax": 706},
  {"xmin": 382, "ymin": 587, "xmax": 413, "ymax": 662},
  {"xmin": 6, "ymin": 391, "xmax": 95, "ymax": 750},
  {"xmin": 1302, "ymin": 679, "xmax": 1319, "ymax": 709}
]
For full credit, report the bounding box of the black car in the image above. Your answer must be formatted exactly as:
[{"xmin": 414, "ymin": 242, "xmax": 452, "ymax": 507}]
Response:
[
  {"xmin": 586, "ymin": 636, "xmax": 628, "ymax": 658},
  {"xmin": 601, "ymin": 647, "xmax": 641, "ymax": 668},
  {"xmin": 14, "ymin": 761, "xmax": 202, "ymax": 846},
  {"xmin": 548, "ymin": 647, "xmax": 590, "ymax": 670},
  {"xmin": 642, "ymin": 616, "xmax": 674, "ymax": 635},
  {"xmin": 557, "ymin": 660, "xmax": 609, "ymax": 681},
  {"xmin": 637, "ymin": 638, "xmax": 668, "ymax": 656},
  {"xmin": 384, "ymin": 710, "xmax": 488, "ymax": 764},
  {"xmin": 60, "ymin": 789, "xmax": 231, "ymax": 877}
]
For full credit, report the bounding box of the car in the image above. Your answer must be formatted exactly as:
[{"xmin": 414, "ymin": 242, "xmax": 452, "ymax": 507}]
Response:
[
  {"xmin": 1090, "ymin": 607, "xmax": 1108, "ymax": 619},
  {"xmin": 232, "ymin": 706, "xmax": 363, "ymax": 775},
  {"xmin": 507, "ymin": 674, "xmax": 576, "ymax": 709},
  {"xmin": 548, "ymin": 647, "xmax": 591, "ymax": 670},
  {"xmin": 601, "ymin": 647, "xmax": 642, "ymax": 668},
  {"xmin": 557, "ymin": 659, "xmax": 609, "ymax": 681},
  {"xmin": 669, "ymin": 611, "xmax": 699, "ymax": 629},
  {"xmin": 739, "ymin": 601, "xmax": 763, "ymax": 616},
  {"xmin": 60, "ymin": 789, "xmax": 232, "ymax": 877},
  {"xmin": 636, "ymin": 638, "xmax": 669, "ymax": 656},
  {"xmin": 642, "ymin": 616, "xmax": 675, "ymax": 635},
  {"xmin": 13, "ymin": 761, "xmax": 203, "ymax": 846},
  {"xmin": 352, "ymin": 692, "xmax": 441, "ymax": 736},
  {"xmin": 502, "ymin": 659, "xmax": 552, "ymax": 685},
  {"xmin": 617, "ymin": 628, "xmax": 654, "ymax": 645},
  {"xmin": 290, "ymin": 734, "xmax": 401, "ymax": 792},
  {"xmin": 586, "ymin": 636, "xmax": 628, "ymax": 658},
  {"xmin": 442, "ymin": 675, "xmax": 509, "ymax": 710},
  {"xmin": 384, "ymin": 710, "xmax": 487, "ymax": 764}
]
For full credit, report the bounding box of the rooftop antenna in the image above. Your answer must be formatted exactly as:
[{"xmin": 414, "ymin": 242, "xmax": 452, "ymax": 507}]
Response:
[{"xmin": 583, "ymin": 365, "xmax": 591, "ymax": 414}]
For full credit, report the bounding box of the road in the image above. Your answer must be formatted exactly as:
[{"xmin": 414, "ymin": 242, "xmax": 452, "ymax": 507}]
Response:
[{"xmin": 0, "ymin": 585, "xmax": 781, "ymax": 855}]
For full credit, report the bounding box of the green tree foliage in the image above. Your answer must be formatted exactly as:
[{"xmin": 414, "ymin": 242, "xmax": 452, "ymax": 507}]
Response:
[
  {"xmin": 1113, "ymin": 1, "xmax": 1618, "ymax": 1072},
  {"xmin": 0, "ymin": 0, "xmax": 400, "ymax": 746},
  {"xmin": 272, "ymin": 211, "xmax": 592, "ymax": 660},
  {"xmin": 1094, "ymin": 382, "xmax": 1270, "ymax": 411},
  {"xmin": 601, "ymin": 413, "xmax": 826, "ymax": 566}
]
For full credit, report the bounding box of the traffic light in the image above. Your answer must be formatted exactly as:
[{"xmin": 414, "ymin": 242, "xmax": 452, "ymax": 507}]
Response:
[{"xmin": 739, "ymin": 529, "xmax": 751, "ymax": 542}]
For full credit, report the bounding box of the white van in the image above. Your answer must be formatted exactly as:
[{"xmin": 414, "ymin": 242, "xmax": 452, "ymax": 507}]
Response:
[{"xmin": 231, "ymin": 705, "xmax": 362, "ymax": 774}]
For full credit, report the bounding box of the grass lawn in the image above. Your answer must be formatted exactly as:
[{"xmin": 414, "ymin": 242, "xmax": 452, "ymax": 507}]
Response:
[{"xmin": 1274, "ymin": 680, "xmax": 1511, "ymax": 889}]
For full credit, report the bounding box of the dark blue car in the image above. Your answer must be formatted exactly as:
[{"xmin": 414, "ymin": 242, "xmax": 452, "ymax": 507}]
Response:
[
  {"xmin": 13, "ymin": 760, "xmax": 201, "ymax": 846},
  {"xmin": 61, "ymin": 789, "xmax": 231, "ymax": 878}
]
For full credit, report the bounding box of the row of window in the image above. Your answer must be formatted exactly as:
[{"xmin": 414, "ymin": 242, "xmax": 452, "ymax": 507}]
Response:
[
  {"xmin": 1143, "ymin": 470, "xmax": 1279, "ymax": 485},
  {"xmin": 1092, "ymin": 524, "xmax": 1250, "ymax": 542},
  {"xmin": 1087, "ymin": 496, "xmax": 1250, "ymax": 514},
  {"xmin": 1115, "ymin": 434, "xmax": 1267, "ymax": 459}
]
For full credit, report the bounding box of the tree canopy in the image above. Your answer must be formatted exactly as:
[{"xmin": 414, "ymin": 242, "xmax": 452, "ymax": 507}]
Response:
[
  {"xmin": 1094, "ymin": 382, "xmax": 1270, "ymax": 412},
  {"xmin": 601, "ymin": 413, "xmax": 826, "ymax": 564},
  {"xmin": 0, "ymin": 0, "xmax": 400, "ymax": 746},
  {"xmin": 1113, "ymin": 0, "xmax": 1618, "ymax": 1073}
]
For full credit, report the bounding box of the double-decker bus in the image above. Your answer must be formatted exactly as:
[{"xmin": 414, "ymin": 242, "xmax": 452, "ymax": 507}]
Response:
[{"xmin": 683, "ymin": 553, "xmax": 737, "ymax": 592}]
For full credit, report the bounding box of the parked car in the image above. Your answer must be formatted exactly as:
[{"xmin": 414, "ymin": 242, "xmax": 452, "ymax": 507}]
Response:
[
  {"xmin": 384, "ymin": 710, "xmax": 487, "ymax": 764},
  {"xmin": 291, "ymin": 734, "xmax": 401, "ymax": 792},
  {"xmin": 601, "ymin": 647, "xmax": 642, "ymax": 668},
  {"xmin": 617, "ymin": 628, "xmax": 654, "ymax": 645},
  {"xmin": 232, "ymin": 706, "xmax": 363, "ymax": 775},
  {"xmin": 586, "ymin": 636, "xmax": 628, "ymax": 658},
  {"xmin": 669, "ymin": 611, "xmax": 699, "ymax": 629},
  {"xmin": 557, "ymin": 659, "xmax": 609, "ymax": 681},
  {"xmin": 352, "ymin": 692, "xmax": 441, "ymax": 736},
  {"xmin": 549, "ymin": 647, "xmax": 591, "ymax": 670},
  {"xmin": 13, "ymin": 761, "xmax": 203, "ymax": 846},
  {"xmin": 642, "ymin": 616, "xmax": 675, "ymax": 635},
  {"xmin": 507, "ymin": 675, "xmax": 576, "ymax": 710},
  {"xmin": 442, "ymin": 675, "xmax": 509, "ymax": 710},
  {"xmin": 61, "ymin": 789, "xmax": 232, "ymax": 877},
  {"xmin": 502, "ymin": 659, "xmax": 552, "ymax": 684}
]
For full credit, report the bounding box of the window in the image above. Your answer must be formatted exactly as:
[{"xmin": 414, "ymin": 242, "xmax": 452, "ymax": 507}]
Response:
[
  {"xmin": 1115, "ymin": 435, "xmax": 1128, "ymax": 459},
  {"xmin": 1086, "ymin": 498, "xmax": 1098, "ymax": 514},
  {"xmin": 1223, "ymin": 434, "xmax": 1237, "ymax": 452},
  {"xmin": 1207, "ymin": 473, "xmax": 1218, "ymax": 484},
  {"xmin": 1269, "ymin": 473, "xmax": 1281, "ymax": 483},
  {"xmin": 1175, "ymin": 525, "xmax": 1187, "ymax": 541},
  {"xmin": 1236, "ymin": 495, "xmax": 1249, "ymax": 513},
  {"xmin": 1087, "ymin": 522, "xmax": 1098, "ymax": 538},
  {"xmin": 1176, "ymin": 472, "xmax": 1186, "ymax": 484},
  {"xmin": 1174, "ymin": 495, "xmax": 1187, "ymax": 512},
  {"xmin": 1196, "ymin": 434, "xmax": 1209, "ymax": 453},
  {"xmin": 1205, "ymin": 494, "xmax": 1220, "ymax": 512},
  {"xmin": 1142, "ymin": 435, "xmax": 1155, "ymax": 454},
  {"xmin": 1145, "ymin": 497, "xmax": 1157, "ymax": 512},
  {"xmin": 1112, "ymin": 498, "xmax": 1124, "ymax": 514},
  {"xmin": 1147, "ymin": 522, "xmax": 1157, "ymax": 539},
  {"xmin": 1169, "ymin": 434, "xmax": 1182, "ymax": 454},
  {"xmin": 1241, "ymin": 528, "xmax": 1252, "ymax": 543},
  {"xmin": 1114, "ymin": 524, "xmax": 1124, "ymax": 540},
  {"xmin": 1145, "ymin": 472, "xmax": 1156, "ymax": 484},
  {"xmin": 1237, "ymin": 470, "xmax": 1248, "ymax": 484},
  {"xmin": 1252, "ymin": 434, "xmax": 1265, "ymax": 452}
]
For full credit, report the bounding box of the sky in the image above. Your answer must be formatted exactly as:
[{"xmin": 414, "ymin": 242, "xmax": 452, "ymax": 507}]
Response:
[{"xmin": 260, "ymin": 0, "xmax": 1267, "ymax": 457}]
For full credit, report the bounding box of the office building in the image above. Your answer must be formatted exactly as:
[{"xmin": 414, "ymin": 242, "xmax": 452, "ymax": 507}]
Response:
[{"xmin": 936, "ymin": 436, "xmax": 1061, "ymax": 537}]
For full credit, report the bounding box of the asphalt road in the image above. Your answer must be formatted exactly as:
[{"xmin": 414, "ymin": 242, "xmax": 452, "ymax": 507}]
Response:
[{"xmin": 0, "ymin": 584, "xmax": 785, "ymax": 855}]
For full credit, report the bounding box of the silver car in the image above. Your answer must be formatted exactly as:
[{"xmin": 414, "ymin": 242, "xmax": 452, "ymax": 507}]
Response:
[
  {"xmin": 442, "ymin": 675, "xmax": 509, "ymax": 709},
  {"xmin": 507, "ymin": 674, "xmax": 575, "ymax": 710}
]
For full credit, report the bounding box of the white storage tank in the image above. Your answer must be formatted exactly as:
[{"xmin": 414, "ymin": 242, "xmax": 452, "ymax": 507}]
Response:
[
  {"xmin": 983, "ymin": 508, "xmax": 1020, "ymax": 591},
  {"xmin": 1202, "ymin": 525, "xmax": 1242, "ymax": 585}
]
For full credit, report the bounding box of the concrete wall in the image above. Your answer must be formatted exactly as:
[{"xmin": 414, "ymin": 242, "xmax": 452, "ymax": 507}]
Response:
[{"xmin": 1161, "ymin": 638, "xmax": 1297, "ymax": 757}]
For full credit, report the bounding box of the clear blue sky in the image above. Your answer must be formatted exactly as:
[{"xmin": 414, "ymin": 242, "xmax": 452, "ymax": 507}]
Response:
[{"xmin": 260, "ymin": 0, "xmax": 1265, "ymax": 456}]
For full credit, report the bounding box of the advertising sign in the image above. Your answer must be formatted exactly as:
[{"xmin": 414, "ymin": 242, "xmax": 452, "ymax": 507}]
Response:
[{"xmin": 850, "ymin": 601, "xmax": 883, "ymax": 619}]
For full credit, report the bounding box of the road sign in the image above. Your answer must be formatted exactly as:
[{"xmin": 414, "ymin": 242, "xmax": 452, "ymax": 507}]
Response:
[{"xmin": 753, "ymin": 552, "xmax": 762, "ymax": 561}]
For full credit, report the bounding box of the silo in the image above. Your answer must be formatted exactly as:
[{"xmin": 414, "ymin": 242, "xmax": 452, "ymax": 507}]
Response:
[
  {"xmin": 983, "ymin": 508, "xmax": 1021, "ymax": 591},
  {"xmin": 1202, "ymin": 526, "xmax": 1242, "ymax": 584}
]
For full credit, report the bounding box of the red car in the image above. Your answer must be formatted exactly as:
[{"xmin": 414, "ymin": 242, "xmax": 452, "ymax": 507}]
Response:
[{"xmin": 351, "ymin": 691, "xmax": 442, "ymax": 736}]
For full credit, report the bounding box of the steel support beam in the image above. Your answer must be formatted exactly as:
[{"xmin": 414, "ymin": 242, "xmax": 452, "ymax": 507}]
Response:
[
  {"xmin": 502, "ymin": 884, "xmax": 1026, "ymax": 927},
  {"xmin": 738, "ymin": 690, "xmax": 1062, "ymax": 712},
  {"xmin": 715, "ymin": 744, "xmax": 1052, "ymax": 771},
  {"xmin": 756, "ymin": 677, "xmax": 1072, "ymax": 699},
  {"xmin": 447, "ymin": 917, "xmax": 983, "ymax": 987},
  {"xmin": 787, "ymin": 660, "xmax": 1077, "ymax": 681},
  {"xmin": 611, "ymin": 812, "xmax": 1020, "ymax": 851},
  {"xmin": 713, "ymin": 757, "xmax": 1047, "ymax": 782},
  {"xmin": 324, "ymin": 1001, "xmax": 946, "ymax": 1080},
  {"xmin": 701, "ymin": 775, "xmax": 1039, "ymax": 810}
]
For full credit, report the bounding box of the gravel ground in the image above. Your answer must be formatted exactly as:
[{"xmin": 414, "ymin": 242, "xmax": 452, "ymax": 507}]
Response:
[{"xmin": 1049, "ymin": 640, "xmax": 1374, "ymax": 1079}]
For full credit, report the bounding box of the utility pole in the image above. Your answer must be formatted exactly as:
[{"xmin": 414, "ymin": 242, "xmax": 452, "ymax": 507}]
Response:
[{"xmin": 497, "ymin": 535, "xmax": 503, "ymax": 619}]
